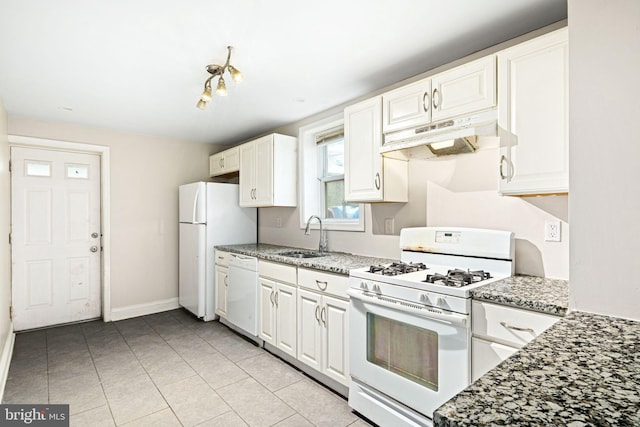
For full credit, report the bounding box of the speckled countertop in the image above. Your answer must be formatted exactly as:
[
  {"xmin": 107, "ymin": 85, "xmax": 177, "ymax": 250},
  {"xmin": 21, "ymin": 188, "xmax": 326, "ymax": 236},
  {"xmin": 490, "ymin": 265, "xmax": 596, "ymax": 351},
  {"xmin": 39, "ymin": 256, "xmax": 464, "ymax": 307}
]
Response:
[
  {"xmin": 215, "ymin": 243, "xmax": 397, "ymax": 275},
  {"xmin": 471, "ymin": 276, "xmax": 569, "ymax": 316},
  {"xmin": 434, "ymin": 311, "xmax": 640, "ymax": 426}
]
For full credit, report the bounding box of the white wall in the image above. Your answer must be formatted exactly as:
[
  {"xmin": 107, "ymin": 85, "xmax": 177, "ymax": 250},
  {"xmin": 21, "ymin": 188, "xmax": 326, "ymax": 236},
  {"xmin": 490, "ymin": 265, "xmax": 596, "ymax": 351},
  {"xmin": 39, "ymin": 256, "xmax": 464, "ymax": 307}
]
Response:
[
  {"xmin": 568, "ymin": 0, "xmax": 640, "ymax": 320},
  {"xmin": 0, "ymin": 98, "xmax": 12, "ymax": 373},
  {"xmin": 8, "ymin": 117, "xmax": 213, "ymax": 313}
]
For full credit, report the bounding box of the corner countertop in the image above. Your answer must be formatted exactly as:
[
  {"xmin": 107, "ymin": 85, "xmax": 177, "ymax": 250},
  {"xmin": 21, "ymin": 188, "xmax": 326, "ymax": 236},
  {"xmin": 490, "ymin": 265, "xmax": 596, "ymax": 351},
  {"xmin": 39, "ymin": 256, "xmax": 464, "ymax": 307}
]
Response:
[
  {"xmin": 215, "ymin": 243, "xmax": 397, "ymax": 275},
  {"xmin": 471, "ymin": 276, "xmax": 569, "ymax": 316},
  {"xmin": 433, "ymin": 311, "xmax": 640, "ymax": 426}
]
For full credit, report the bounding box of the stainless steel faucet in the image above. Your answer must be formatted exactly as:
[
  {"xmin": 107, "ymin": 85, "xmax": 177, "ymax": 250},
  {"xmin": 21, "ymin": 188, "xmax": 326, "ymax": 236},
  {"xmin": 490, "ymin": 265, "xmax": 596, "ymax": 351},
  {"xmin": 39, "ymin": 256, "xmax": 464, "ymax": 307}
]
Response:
[{"xmin": 304, "ymin": 215, "xmax": 328, "ymax": 253}]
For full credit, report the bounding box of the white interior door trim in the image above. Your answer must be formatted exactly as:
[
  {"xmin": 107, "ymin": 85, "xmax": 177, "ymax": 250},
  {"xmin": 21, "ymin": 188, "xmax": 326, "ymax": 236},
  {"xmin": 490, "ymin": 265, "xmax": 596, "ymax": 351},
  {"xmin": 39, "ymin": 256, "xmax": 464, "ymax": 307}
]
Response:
[{"xmin": 8, "ymin": 135, "xmax": 112, "ymax": 321}]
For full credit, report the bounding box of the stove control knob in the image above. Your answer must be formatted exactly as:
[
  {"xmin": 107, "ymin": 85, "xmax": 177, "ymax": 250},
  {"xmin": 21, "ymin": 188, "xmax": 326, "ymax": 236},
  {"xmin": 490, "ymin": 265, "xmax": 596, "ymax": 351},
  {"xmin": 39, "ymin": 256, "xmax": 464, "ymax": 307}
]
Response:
[
  {"xmin": 419, "ymin": 294, "xmax": 430, "ymax": 304},
  {"xmin": 359, "ymin": 281, "xmax": 369, "ymax": 291},
  {"xmin": 435, "ymin": 297, "xmax": 446, "ymax": 306},
  {"xmin": 372, "ymin": 284, "xmax": 381, "ymax": 293}
]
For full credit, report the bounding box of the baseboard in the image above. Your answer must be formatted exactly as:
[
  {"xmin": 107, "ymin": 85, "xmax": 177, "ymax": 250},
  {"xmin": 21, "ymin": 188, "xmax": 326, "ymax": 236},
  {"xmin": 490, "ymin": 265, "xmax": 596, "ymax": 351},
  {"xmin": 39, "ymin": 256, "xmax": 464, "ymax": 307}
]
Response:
[
  {"xmin": 0, "ymin": 323, "xmax": 16, "ymax": 403},
  {"xmin": 109, "ymin": 297, "xmax": 180, "ymax": 321}
]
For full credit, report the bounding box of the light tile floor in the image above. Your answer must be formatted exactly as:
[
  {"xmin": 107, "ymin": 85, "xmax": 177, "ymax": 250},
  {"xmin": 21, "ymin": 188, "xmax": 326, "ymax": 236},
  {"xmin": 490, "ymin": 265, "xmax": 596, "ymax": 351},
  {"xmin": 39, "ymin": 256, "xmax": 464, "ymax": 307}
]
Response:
[{"xmin": 3, "ymin": 309, "xmax": 373, "ymax": 427}]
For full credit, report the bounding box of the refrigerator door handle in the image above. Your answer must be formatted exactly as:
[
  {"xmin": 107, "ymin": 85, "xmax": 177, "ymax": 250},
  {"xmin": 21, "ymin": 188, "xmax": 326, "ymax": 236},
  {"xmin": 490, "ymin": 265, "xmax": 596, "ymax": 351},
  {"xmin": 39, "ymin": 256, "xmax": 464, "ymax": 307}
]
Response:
[{"xmin": 192, "ymin": 186, "xmax": 200, "ymax": 223}]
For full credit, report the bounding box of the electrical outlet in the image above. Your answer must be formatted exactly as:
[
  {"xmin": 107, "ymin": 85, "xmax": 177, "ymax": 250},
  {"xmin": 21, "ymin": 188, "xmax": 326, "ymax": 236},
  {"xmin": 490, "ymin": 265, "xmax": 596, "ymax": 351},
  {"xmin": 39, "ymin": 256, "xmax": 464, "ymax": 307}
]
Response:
[
  {"xmin": 384, "ymin": 218, "xmax": 394, "ymax": 235},
  {"xmin": 275, "ymin": 217, "xmax": 282, "ymax": 228},
  {"xmin": 544, "ymin": 220, "xmax": 561, "ymax": 242}
]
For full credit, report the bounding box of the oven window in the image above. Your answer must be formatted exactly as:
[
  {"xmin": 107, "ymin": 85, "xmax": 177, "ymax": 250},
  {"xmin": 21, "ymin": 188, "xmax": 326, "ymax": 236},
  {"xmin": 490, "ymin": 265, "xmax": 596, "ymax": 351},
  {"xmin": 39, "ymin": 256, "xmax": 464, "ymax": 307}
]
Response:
[{"xmin": 367, "ymin": 313, "xmax": 438, "ymax": 391}]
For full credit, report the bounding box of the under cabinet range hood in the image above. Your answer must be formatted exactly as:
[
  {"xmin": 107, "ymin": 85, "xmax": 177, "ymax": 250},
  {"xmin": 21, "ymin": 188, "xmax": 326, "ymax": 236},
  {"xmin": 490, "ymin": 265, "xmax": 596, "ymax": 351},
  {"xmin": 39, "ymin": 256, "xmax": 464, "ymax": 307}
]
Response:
[{"xmin": 381, "ymin": 109, "xmax": 498, "ymax": 160}]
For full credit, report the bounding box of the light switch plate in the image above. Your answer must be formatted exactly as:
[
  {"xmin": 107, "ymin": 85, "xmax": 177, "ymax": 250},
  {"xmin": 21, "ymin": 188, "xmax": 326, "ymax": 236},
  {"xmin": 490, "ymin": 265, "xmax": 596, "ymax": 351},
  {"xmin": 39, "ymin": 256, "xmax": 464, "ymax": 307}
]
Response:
[{"xmin": 384, "ymin": 218, "xmax": 394, "ymax": 235}]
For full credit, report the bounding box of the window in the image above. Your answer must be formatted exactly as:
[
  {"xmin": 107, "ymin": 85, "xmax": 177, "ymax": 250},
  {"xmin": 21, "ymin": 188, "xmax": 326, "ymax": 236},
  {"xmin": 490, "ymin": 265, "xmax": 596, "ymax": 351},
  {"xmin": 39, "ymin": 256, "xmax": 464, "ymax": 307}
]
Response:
[{"xmin": 299, "ymin": 114, "xmax": 364, "ymax": 231}]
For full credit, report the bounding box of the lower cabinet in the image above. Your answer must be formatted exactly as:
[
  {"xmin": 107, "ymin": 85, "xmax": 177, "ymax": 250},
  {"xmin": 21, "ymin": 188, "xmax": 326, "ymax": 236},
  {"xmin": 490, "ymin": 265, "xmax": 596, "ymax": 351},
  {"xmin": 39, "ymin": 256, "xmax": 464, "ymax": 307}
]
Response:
[
  {"xmin": 297, "ymin": 288, "xmax": 350, "ymax": 386},
  {"xmin": 214, "ymin": 251, "xmax": 230, "ymax": 319},
  {"xmin": 258, "ymin": 277, "xmax": 297, "ymax": 358},
  {"xmin": 471, "ymin": 300, "xmax": 560, "ymax": 381}
]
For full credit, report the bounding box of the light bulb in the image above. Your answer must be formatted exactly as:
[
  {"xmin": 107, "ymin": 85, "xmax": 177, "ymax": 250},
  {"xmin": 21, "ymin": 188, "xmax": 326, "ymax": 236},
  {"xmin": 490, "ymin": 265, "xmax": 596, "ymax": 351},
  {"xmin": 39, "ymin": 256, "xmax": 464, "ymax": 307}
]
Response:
[
  {"xmin": 196, "ymin": 99, "xmax": 207, "ymax": 110},
  {"xmin": 430, "ymin": 140, "xmax": 455, "ymax": 150},
  {"xmin": 216, "ymin": 76, "xmax": 227, "ymax": 96},
  {"xmin": 200, "ymin": 85, "xmax": 212, "ymax": 102},
  {"xmin": 228, "ymin": 65, "xmax": 243, "ymax": 83}
]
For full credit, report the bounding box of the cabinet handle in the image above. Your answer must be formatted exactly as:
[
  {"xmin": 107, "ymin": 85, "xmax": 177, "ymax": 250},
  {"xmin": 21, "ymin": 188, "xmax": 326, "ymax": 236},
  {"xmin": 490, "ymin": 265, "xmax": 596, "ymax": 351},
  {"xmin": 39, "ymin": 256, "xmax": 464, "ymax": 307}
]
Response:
[
  {"xmin": 315, "ymin": 305, "xmax": 320, "ymax": 323},
  {"xmin": 274, "ymin": 291, "xmax": 279, "ymax": 308},
  {"xmin": 270, "ymin": 290, "xmax": 275, "ymax": 305},
  {"xmin": 422, "ymin": 91, "xmax": 429, "ymax": 112},
  {"xmin": 432, "ymin": 88, "xmax": 440, "ymax": 110},
  {"xmin": 219, "ymin": 158, "xmax": 223, "ymax": 168},
  {"xmin": 315, "ymin": 280, "xmax": 328, "ymax": 291},
  {"xmin": 224, "ymin": 275, "xmax": 228, "ymax": 287},
  {"xmin": 320, "ymin": 306, "xmax": 327, "ymax": 326},
  {"xmin": 374, "ymin": 173, "xmax": 381, "ymax": 190},
  {"xmin": 500, "ymin": 321, "xmax": 534, "ymax": 333},
  {"xmin": 499, "ymin": 155, "xmax": 507, "ymax": 180}
]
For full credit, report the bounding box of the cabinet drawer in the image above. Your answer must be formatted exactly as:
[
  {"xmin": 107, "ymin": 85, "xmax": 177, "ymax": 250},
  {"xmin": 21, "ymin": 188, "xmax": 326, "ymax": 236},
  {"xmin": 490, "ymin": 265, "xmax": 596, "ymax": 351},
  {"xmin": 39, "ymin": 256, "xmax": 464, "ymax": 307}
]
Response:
[
  {"xmin": 215, "ymin": 250, "xmax": 230, "ymax": 267},
  {"xmin": 472, "ymin": 301, "xmax": 559, "ymax": 348},
  {"xmin": 298, "ymin": 268, "xmax": 349, "ymax": 299},
  {"xmin": 259, "ymin": 260, "xmax": 297, "ymax": 285}
]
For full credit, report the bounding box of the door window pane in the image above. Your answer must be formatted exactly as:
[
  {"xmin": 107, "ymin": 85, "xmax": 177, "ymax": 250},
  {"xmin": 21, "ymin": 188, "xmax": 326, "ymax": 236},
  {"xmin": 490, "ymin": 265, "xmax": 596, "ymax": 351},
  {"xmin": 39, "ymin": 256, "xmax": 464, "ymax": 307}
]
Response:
[
  {"xmin": 66, "ymin": 164, "xmax": 89, "ymax": 179},
  {"xmin": 25, "ymin": 160, "xmax": 51, "ymax": 177},
  {"xmin": 367, "ymin": 313, "xmax": 439, "ymax": 391}
]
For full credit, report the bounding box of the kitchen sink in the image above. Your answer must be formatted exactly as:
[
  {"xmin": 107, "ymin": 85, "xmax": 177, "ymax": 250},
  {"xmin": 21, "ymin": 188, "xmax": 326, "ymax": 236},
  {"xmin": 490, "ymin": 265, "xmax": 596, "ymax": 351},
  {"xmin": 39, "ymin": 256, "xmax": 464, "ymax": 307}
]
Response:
[{"xmin": 278, "ymin": 250, "xmax": 327, "ymax": 258}]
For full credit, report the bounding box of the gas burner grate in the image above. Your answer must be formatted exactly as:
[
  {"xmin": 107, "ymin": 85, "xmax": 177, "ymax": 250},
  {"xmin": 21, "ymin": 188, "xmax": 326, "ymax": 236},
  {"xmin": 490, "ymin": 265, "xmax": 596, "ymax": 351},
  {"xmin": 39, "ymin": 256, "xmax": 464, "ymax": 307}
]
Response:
[
  {"xmin": 368, "ymin": 262, "xmax": 428, "ymax": 276},
  {"xmin": 423, "ymin": 269, "xmax": 492, "ymax": 287}
]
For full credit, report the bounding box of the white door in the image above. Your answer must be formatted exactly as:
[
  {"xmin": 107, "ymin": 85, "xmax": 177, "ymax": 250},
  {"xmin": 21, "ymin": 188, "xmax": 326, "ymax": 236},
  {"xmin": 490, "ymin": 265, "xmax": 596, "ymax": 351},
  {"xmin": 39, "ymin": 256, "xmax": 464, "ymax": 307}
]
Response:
[
  {"xmin": 258, "ymin": 277, "xmax": 276, "ymax": 345},
  {"xmin": 11, "ymin": 147, "xmax": 102, "ymax": 331},
  {"xmin": 297, "ymin": 288, "xmax": 322, "ymax": 370},
  {"xmin": 322, "ymin": 295, "xmax": 349, "ymax": 385},
  {"xmin": 179, "ymin": 223, "xmax": 206, "ymax": 317},
  {"xmin": 275, "ymin": 282, "xmax": 297, "ymax": 357}
]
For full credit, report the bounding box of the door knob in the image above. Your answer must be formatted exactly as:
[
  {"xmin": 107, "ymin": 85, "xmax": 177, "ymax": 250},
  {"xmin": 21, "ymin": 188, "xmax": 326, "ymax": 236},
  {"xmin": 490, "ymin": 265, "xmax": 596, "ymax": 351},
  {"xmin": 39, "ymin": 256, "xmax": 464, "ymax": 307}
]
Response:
[
  {"xmin": 91, "ymin": 232, "xmax": 99, "ymax": 238},
  {"xmin": 90, "ymin": 246, "xmax": 99, "ymax": 253}
]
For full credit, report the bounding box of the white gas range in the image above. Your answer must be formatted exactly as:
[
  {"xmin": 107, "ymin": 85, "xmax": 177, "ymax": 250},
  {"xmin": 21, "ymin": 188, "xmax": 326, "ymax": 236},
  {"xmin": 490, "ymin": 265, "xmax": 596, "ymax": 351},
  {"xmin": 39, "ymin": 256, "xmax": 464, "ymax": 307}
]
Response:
[{"xmin": 348, "ymin": 227, "xmax": 514, "ymax": 427}]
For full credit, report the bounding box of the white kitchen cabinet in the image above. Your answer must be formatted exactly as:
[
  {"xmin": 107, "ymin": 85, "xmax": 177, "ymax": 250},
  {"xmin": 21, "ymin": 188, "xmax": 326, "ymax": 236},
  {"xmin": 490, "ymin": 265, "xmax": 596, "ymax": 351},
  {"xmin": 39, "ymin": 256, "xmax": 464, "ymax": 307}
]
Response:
[
  {"xmin": 209, "ymin": 146, "xmax": 240, "ymax": 177},
  {"xmin": 344, "ymin": 96, "xmax": 408, "ymax": 203},
  {"xmin": 381, "ymin": 55, "xmax": 496, "ymax": 133},
  {"xmin": 297, "ymin": 268, "xmax": 350, "ymax": 386},
  {"xmin": 471, "ymin": 300, "xmax": 560, "ymax": 381},
  {"xmin": 258, "ymin": 261, "xmax": 298, "ymax": 358},
  {"xmin": 239, "ymin": 133, "xmax": 297, "ymax": 207},
  {"xmin": 497, "ymin": 27, "xmax": 569, "ymax": 196},
  {"xmin": 214, "ymin": 250, "xmax": 230, "ymax": 319},
  {"xmin": 382, "ymin": 79, "xmax": 432, "ymax": 133},
  {"xmin": 431, "ymin": 55, "xmax": 496, "ymax": 121},
  {"xmin": 259, "ymin": 277, "xmax": 297, "ymax": 357}
]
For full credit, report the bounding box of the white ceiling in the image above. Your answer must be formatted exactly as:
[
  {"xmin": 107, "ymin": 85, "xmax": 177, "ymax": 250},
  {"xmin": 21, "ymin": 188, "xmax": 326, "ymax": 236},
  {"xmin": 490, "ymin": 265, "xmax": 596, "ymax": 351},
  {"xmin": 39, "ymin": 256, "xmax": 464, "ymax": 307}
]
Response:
[{"xmin": 0, "ymin": 0, "xmax": 566, "ymax": 146}]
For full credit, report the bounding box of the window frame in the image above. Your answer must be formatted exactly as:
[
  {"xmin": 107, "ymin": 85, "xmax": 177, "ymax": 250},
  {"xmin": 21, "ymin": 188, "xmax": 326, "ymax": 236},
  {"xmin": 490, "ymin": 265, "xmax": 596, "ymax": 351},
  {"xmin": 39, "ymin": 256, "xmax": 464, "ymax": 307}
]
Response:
[{"xmin": 298, "ymin": 113, "xmax": 365, "ymax": 232}]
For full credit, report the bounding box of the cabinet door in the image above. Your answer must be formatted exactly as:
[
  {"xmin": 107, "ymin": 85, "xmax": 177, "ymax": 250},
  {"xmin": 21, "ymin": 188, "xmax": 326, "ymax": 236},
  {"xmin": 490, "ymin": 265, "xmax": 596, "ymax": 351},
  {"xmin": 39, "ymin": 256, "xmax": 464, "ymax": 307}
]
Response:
[
  {"xmin": 275, "ymin": 282, "xmax": 297, "ymax": 357},
  {"xmin": 239, "ymin": 142, "xmax": 256, "ymax": 206},
  {"xmin": 344, "ymin": 97, "xmax": 383, "ymax": 202},
  {"xmin": 432, "ymin": 55, "xmax": 496, "ymax": 121},
  {"xmin": 209, "ymin": 152, "xmax": 224, "ymax": 177},
  {"xmin": 472, "ymin": 337, "xmax": 517, "ymax": 382},
  {"xmin": 214, "ymin": 265, "xmax": 228, "ymax": 318},
  {"xmin": 322, "ymin": 295, "xmax": 349, "ymax": 386},
  {"xmin": 382, "ymin": 79, "xmax": 432, "ymax": 133},
  {"xmin": 258, "ymin": 277, "xmax": 276, "ymax": 345},
  {"xmin": 498, "ymin": 28, "xmax": 569, "ymax": 195},
  {"xmin": 223, "ymin": 146, "xmax": 240, "ymax": 173},
  {"xmin": 297, "ymin": 288, "xmax": 322, "ymax": 371},
  {"xmin": 253, "ymin": 135, "xmax": 274, "ymax": 205}
]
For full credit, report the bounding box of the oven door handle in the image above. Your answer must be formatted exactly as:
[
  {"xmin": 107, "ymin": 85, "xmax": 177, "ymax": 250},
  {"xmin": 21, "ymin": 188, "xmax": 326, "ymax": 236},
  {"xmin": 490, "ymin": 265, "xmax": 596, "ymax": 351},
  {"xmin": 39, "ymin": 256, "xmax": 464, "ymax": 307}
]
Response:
[{"xmin": 347, "ymin": 289, "xmax": 468, "ymax": 327}]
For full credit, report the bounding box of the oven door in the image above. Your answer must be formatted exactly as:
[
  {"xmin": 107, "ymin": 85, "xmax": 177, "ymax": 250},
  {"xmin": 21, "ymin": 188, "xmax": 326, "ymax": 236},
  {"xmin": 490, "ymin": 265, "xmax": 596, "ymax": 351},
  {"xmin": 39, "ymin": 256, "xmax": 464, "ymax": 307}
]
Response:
[{"xmin": 348, "ymin": 289, "xmax": 470, "ymax": 419}]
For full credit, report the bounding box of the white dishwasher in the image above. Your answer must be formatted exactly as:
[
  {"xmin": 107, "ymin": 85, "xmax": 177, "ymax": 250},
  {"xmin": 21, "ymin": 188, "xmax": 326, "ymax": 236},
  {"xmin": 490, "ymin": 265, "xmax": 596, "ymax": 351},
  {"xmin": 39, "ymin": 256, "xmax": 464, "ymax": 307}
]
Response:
[{"xmin": 226, "ymin": 253, "xmax": 259, "ymax": 337}]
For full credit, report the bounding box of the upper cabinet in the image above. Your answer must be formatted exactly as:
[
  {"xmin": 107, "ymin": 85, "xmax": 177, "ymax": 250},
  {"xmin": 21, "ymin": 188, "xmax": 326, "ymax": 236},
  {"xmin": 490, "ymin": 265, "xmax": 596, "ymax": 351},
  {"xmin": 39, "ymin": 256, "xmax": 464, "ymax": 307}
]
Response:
[
  {"xmin": 498, "ymin": 28, "xmax": 569, "ymax": 196},
  {"xmin": 239, "ymin": 133, "xmax": 297, "ymax": 207},
  {"xmin": 382, "ymin": 55, "xmax": 496, "ymax": 133},
  {"xmin": 209, "ymin": 146, "xmax": 240, "ymax": 177},
  {"xmin": 344, "ymin": 97, "xmax": 408, "ymax": 203}
]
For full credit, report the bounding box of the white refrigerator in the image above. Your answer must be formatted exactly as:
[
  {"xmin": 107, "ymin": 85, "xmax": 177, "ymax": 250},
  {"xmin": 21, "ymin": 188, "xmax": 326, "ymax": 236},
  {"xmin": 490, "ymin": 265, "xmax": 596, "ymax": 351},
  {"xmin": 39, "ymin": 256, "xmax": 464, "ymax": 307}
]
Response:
[{"xmin": 179, "ymin": 182, "xmax": 257, "ymax": 320}]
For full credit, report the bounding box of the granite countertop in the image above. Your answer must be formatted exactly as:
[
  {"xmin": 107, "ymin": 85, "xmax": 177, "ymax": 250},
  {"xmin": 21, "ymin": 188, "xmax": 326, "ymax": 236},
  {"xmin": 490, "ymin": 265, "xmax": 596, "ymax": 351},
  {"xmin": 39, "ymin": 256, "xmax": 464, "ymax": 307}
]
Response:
[
  {"xmin": 434, "ymin": 311, "xmax": 640, "ymax": 426},
  {"xmin": 215, "ymin": 243, "xmax": 397, "ymax": 275},
  {"xmin": 471, "ymin": 276, "xmax": 569, "ymax": 316}
]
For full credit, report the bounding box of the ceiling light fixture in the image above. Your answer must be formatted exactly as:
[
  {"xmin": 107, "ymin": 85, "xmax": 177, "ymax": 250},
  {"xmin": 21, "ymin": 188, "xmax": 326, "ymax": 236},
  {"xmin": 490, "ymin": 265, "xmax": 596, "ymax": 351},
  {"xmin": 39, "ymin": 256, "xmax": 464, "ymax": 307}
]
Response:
[{"xmin": 197, "ymin": 46, "xmax": 243, "ymax": 110}]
